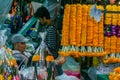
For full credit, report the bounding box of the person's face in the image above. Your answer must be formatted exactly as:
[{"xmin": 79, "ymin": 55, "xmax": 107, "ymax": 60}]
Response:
[
  {"xmin": 39, "ymin": 17, "xmax": 47, "ymax": 25},
  {"xmin": 15, "ymin": 42, "xmax": 26, "ymax": 53},
  {"xmin": 14, "ymin": 1, "xmax": 17, "ymax": 6},
  {"xmin": 109, "ymin": 0, "xmax": 116, "ymax": 4}
]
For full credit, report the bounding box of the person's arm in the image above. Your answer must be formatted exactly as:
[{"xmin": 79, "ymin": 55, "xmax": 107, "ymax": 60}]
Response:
[{"xmin": 30, "ymin": 2, "xmax": 34, "ymax": 16}]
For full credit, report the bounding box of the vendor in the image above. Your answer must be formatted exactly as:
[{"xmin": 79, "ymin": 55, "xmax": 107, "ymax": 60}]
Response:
[
  {"xmin": 11, "ymin": 34, "xmax": 31, "ymax": 70},
  {"xmin": 34, "ymin": 6, "xmax": 66, "ymax": 76}
]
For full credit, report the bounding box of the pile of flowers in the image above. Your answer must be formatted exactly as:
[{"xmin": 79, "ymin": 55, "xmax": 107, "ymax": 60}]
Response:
[{"xmin": 109, "ymin": 67, "xmax": 120, "ymax": 80}]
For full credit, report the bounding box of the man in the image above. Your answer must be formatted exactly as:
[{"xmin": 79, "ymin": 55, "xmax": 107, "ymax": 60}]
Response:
[
  {"xmin": 34, "ymin": 6, "xmax": 66, "ymax": 76},
  {"xmin": 11, "ymin": 34, "xmax": 31, "ymax": 70}
]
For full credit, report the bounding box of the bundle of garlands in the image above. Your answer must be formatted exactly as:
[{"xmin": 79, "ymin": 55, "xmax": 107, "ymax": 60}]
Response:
[
  {"xmin": 0, "ymin": 47, "xmax": 20, "ymax": 80},
  {"xmin": 101, "ymin": 5, "xmax": 120, "ymax": 64},
  {"xmin": 32, "ymin": 51, "xmax": 55, "ymax": 80},
  {"xmin": 109, "ymin": 67, "xmax": 120, "ymax": 80},
  {"xmin": 0, "ymin": 33, "xmax": 20, "ymax": 80},
  {"xmin": 32, "ymin": 32, "xmax": 55, "ymax": 80},
  {"xmin": 59, "ymin": 4, "xmax": 107, "ymax": 57}
]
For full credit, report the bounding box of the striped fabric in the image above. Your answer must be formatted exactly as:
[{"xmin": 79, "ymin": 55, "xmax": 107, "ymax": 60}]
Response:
[{"xmin": 45, "ymin": 26, "xmax": 58, "ymax": 59}]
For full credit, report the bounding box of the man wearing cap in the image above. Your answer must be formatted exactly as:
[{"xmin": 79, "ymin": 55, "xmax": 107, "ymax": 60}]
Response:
[{"xmin": 12, "ymin": 33, "xmax": 30, "ymax": 70}]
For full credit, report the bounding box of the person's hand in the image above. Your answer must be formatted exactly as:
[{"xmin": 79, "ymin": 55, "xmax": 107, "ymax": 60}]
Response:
[{"xmin": 55, "ymin": 56, "xmax": 66, "ymax": 65}]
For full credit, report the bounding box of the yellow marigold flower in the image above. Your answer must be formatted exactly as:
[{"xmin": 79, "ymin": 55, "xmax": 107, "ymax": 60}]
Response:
[
  {"xmin": 46, "ymin": 55, "xmax": 54, "ymax": 62},
  {"xmin": 32, "ymin": 54, "xmax": 40, "ymax": 61}
]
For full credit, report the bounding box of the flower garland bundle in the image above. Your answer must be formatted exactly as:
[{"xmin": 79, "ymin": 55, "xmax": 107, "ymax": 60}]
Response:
[
  {"xmin": 76, "ymin": 4, "xmax": 82, "ymax": 47},
  {"xmin": 112, "ymin": 5, "xmax": 118, "ymax": 25},
  {"xmin": 61, "ymin": 4, "xmax": 70, "ymax": 46},
  {"xmin": 109, "ymin": 67, "xmax": 120, "ymax": 80},
  {"xmin": 59, "ymin": 4, "xmax": 106, "ymax": 57},
  {"xmin": 69, "ymin": 4, "xmax": 77, "ymax": 46}
]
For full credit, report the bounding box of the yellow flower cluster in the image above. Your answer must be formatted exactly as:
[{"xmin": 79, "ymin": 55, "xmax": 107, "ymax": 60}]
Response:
[
  {"xmin": 7, "ymin": 58, "xmax": 17, "ymax": 67},
  {"xmin": 61, "ymin": 4, "xmax": 70, "ymax": 46},
  {"xmin": 105, "ymin": 5, "xmax": 120, "ymax": 25},
  {"xmin": 76, "ymin": 4, "xmax": 82, "ymax": 47},
  {"xmin": 109, "ymin": 67, "xmax": 120, "ymax": 80},
  {"xmin": 59, "ymin": 4, "xmax": 105, "ymax": 57},
  {"xmin": 46, "ymin": 55, "xmax": 54, "ymax": 62},
  {"xmin": 0, "ymin": 74, "xmax": 4, "ymax": 80},
  {"xmin": 32, "ymin": 54, "xmax": 40, "ymax": 61},
  {"xmin": 102, "ymin": 36, "xmax": 120, "ymax": 64}
]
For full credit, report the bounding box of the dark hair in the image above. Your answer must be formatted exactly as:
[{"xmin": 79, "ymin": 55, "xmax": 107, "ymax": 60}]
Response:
[{"xmin": 34, "ymin": 6, "xmax": 50, "ymax": 19}]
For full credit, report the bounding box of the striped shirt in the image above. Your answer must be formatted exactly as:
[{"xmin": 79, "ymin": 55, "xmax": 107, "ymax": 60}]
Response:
[{"xmin": 45, "ymin": 25, "xmax": 58, "ymax": 59}]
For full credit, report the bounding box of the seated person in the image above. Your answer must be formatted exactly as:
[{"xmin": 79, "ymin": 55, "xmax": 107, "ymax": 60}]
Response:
[{"xmin": 11, "ymin": 34, "xmax": 32, "ymax": 70}]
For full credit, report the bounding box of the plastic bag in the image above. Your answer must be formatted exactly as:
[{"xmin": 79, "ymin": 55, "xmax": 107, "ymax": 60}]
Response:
[
  {"xmin": 88, "ymin": 66, "xmax": 97, "ymax": 80},
  {"xmin": 90, "ymin": 4, "xmax": 102, "ymax": 22},
  {"xmin": 62, "ymin": 57, "xmax": 80, "ymax": 79},
  {"xmin": 62, "ymin": 56, "xmax": 80, "ymax": 72},
  {"xmin": 55, "ymin": 73, "xmax": 80, "ymax": 80}
]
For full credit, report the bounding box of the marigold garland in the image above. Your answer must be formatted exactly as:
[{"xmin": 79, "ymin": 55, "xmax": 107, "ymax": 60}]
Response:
[
  {"xmin": 32, "ymin": 54, "xmax": 40, "ymax": 62},
  {"xmin": 7, "ymin": 58, "xmax": 17, "ymax": 67},
  {"xmin": 0, "ymin": 74, "xmax": 4, "ymax": 80},
  {"xmin": 116, "ymin": 38, "xmax": 120, "ymax": 52},
  {"xmin": 110, "ymin": 36, "xmax": 117, "ymax": 53},
  {"xmin": 118, "ymin": 5, "xmax": 120, "ymax": 26},
  {"xmin": 87, "ymin": 5, "xmax": 94, "ymax": 46},
  {"xmin": 59, "ymin": 4, "xmax": 106, "ymax": 57},
  {"xmin": 61, "ymin": 4, "xmax": 70, "ymax": 46},
  {"xmin": 46, "ymin": 55, "xmax": 54, "ymax": 62},
  {"xmin": 76, "ymin": 4, "xmax": 82, "ymax": 47},
  {"xmin": 104, "ymin": 37, "xmax": 111, "ymax": 53},
  {"xmin": 69, "ymin": 4, "xmax": 77, "ymax": 45},
  {"xmin": 109, "ymin": 67, "xmax": 120, "ymax": 80}
]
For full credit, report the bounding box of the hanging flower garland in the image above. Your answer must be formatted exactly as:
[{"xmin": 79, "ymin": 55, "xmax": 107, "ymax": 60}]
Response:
[
  {"xmin": 59, "ymin": 4, "xmax": 106, "ymax": 57},
  {"xmin": 61, "ymin": 4, "xmax": 70, "ymax": 46},
  {"xmin": 32, "ymin": 54, "xmax": 40, "ymax": 62},
  {"xmin": 87, "ymin": 5, "xmax": 94, "ymax": 46},
  {"xmin": 112, "ymin": 5, "xmax": 118, "ymax": 25},
  {"xmin": 76, "ymin": 4, "xmax": 82, "ymax": 47},
  {"xmin": 59, "ymin": 4, "xmax": 71, "ymax": 57},
  {"xmin": 118, "ymin": 5, "xmax": 120, "ymax": 26}
]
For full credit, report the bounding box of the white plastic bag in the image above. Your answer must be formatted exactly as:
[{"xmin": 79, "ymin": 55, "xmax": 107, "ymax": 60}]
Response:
[
  {"xmin": 55, "ymin": 73, "xmax": 80, "ymax": 80},
  {"xmin": 62, "ymin": 56, "xmax": 80, "ymax": 72}
]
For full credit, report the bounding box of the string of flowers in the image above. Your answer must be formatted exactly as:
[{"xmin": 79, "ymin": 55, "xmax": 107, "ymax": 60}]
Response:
[
  {"xmin": 116, "ymin": 38, "xmax": 120, "ymax": 52},
  {"xmin": 110, "ymin": 36, "xmax": 117, "ymax": 53},
  {"xmin": 76, "ymin": 4, "xmax": 82, "ymax": 47},
  {"xmin": 61, "ymin": 4, "xmax": 70, "ymax": 46},
  {"xmin": 105, "ymin": 5, "xmax": 112, "ymax": 25},
  {"xmin": 80, "ymin": 4, "xmax": 87, "ymax": 53},
  {"xmin": 59, "ymin": 4, "xmax": 71, "ymax": 57},
  {"xmin": 69, "ymin": 4, "xmax": 77, "ymax": 46},
  {"xmin": 86, "ymin": 5, "xmax": 94, "ymax": 46},
  {"xmin": 112, "ymin": 5, "xmax": 118, "ymax": 25},
  {"xmin": 118, "ymin": 5, "xmax": 120, "ymax": 26}
]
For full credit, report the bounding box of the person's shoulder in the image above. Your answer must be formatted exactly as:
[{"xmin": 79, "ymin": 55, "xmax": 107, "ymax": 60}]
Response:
[
  {"xmin": 13, "ymin": 50, "xmax": 21, "ymax": 54},
  {"xmin": 48, "ymin": 25, "xmax": 57, "ymax": 30}
]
